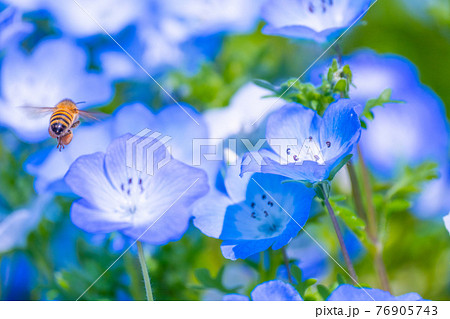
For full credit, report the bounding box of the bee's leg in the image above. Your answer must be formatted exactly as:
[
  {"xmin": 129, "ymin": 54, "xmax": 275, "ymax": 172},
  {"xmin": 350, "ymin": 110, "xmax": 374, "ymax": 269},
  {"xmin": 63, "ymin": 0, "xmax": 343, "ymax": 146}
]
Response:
[
  {"xmin": 56, "ymin": 137, "xmax": 63, "ymax": 152},
  {"xmin": 71, "ymin": 120, "xmax": 81, "ymax": 129}
]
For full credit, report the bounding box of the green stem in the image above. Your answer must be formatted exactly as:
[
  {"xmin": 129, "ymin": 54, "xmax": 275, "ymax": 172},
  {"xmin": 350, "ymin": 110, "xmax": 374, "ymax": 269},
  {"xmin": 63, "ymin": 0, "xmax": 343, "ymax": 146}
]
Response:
[
  {"xmin": 136, "ymin": 241, "xmax": 154, "ymax": 301},
  {"xmin": 281, "ymin": 247, "xmax": 293, "ymax": 284},
  {"xmin": 357, "ymin": 146, "xmax": 391, "ymax": 292},
  {"xmin": 321, "ymin": 184, "xmax": 358, "ymax": 282},
  {"xmin": 346, "ymin": 161, "xmax": 367, "ymax": 221}
]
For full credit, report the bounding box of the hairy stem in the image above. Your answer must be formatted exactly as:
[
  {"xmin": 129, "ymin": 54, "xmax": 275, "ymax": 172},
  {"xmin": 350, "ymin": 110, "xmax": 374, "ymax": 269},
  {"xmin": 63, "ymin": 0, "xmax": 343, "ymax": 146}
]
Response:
[
  {"xmin": 281, "ymin": 247, "xmax": 293, "ymax": 284},
  {"xmin": 321, "ymin": 184, "xmax": 358, "ymax": 282},
  {"xmin": 357, "ymin": 146, "xmax": 391, "ymax": 292},
  {"xmin": 137, "ymin": 241, "xmax": 154, "ymax": 301},
  {"xmin": 346, "ymin": 161, "xmax": 367, "ymax": 221}
]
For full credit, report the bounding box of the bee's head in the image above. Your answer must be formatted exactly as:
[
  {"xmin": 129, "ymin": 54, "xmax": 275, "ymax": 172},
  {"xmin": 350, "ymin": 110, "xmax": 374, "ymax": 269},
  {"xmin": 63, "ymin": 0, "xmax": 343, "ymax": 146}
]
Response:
[{"xmin": 50, "ymin": 123, "xmax": 65, "ymax": 136}]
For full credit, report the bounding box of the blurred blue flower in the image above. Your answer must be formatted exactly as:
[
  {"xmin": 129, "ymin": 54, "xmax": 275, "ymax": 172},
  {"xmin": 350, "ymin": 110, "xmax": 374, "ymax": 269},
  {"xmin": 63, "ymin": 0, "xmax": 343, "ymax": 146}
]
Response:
[
  {"xmin": 193, "ymin": 164, "xmax": 315, "ymax": 260},
  {"xmin": 0, "ymin": 195, "xmax": 49, "ymax": 253},
  {"xmin": 327, "ymin": 284, "xmax": 425, "ymax": 301},
  {"xmin": 0, "ymin": 0, "xmax": 40, "ymax": 11},
  {"xmin": 25, "ymin": 102, "xmax": 210, "ymax": 194},
  {"xmin": 35, "ymin": 0, "xmax": 143, "ymax": 38},
  {"xmin": 0, "ymin": 38, "xmax": 112, "ymax": 142},
  {"xmin": 204, "ymin": 83, "xmax": 284, "ymax": 141},
  {"xmin": 136, "ymin": 0, "xmax": 263, "ymax": 70},
  {"xmin": 278, "ymin": 234, "xmax": 329, "ymax": 281},
  {"xmin": 64, "ymin": 134, "xmax": 209, "ymax": 245},
  {"xmin": 0, "ymin": 252, "xmax": 36, "ymax": 300},
  {"xmin": 223, "ymin": 280, "xmax": 302, "ymax": 301},
  {"xmin": 241, "ymin": 99, "xmax": 361, "ymax": 183},
  {"xmin": 0, "ymin": 6, "xmax": 33, "ymax": 50},
  {"xmin": 261, "ymin": 0, "xmax": 372, "ymax": 42}
]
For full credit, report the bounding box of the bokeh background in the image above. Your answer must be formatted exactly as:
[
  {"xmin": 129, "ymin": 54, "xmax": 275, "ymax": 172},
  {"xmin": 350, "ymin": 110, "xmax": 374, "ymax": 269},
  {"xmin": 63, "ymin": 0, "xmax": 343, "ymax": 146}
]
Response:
[{"xmin": 0, "ymin": 0, "xmax": 449, "ymax": 301}]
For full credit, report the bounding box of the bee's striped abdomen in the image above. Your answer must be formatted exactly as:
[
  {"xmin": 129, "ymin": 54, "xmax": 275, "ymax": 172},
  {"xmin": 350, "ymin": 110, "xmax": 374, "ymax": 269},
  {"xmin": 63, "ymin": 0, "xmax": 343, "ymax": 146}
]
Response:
[{"xmin": 50, "ymin": 109, "xmax": 74, "ymax": 136}]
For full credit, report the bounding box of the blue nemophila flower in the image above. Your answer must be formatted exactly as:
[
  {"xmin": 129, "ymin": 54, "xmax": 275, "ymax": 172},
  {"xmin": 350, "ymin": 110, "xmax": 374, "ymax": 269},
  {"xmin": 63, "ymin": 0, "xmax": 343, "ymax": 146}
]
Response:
[
  {"xmin": 241, "ymin": 99, "xmax": 361, "ymax": 183},
  {"xmin": 193, "ymin": 164, "xmax": 315, "ymax": 260},
  {"xmin": 223, "ymin": 280, "xmax": 302, "ymax": 301},
  {"xmin": 310, "ymin": 50, "xmax": 450, "ymax": 218},
  {"xmin": 327, "ymin": 284, "xmax": 425, "ymax": 301},
  {"xmin": 64, "ymin": 134, "xmax": 209, "ymax": 245},
  {"xmin": 261, "ymin": 0, "xmax": 372, "ymax": 42}
]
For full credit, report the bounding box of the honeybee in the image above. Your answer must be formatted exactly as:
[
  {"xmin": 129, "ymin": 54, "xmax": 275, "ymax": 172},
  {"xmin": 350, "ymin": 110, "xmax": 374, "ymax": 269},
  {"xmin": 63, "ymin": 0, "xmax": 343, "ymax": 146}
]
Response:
[{"xmin": 23, "ymin": 99, "xmax": 101, "ymax": 151}]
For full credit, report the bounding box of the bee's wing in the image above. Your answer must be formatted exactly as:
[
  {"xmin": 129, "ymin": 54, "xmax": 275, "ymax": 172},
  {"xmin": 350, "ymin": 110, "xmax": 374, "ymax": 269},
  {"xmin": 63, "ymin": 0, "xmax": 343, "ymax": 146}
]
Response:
[
  {"xmin": 19, "ymin": 106, "xmax": 55, "ymax": 118},
  {"xmin": 78, "ymin": 110, "xmax": 107, "ymax": 121}
]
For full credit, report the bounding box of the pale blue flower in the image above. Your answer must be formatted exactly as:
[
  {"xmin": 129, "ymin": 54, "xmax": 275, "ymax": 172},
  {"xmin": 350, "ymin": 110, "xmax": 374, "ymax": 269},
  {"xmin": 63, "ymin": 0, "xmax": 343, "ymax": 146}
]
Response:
[
  {"xmin": 0, "ymin": 195, "xmax": 50, "ymax": 253},
  {"xmin": 261, "ymin": 0, "xmax": 372, "ymax": 42},
  {"xmin": 0, "ymin": 6, "xmax": 33, "ymax": 50},
  {"xmin": 40, "ymin": 0, "xmax": 143, "ymax": 37},
  {"xmin": 241, "ymin": 99, "xmax": 362, "ymax": 183},
  {"xmin": 327, "ymin": 284, "xmax": 425, "ymax": 301},
  {"xmin": 223, "ymin": 280, "xmax": 302, "ymax": 301},
  {"xmin": 65, "ymin": 134, "xmax": 209, "ymax": 245}
]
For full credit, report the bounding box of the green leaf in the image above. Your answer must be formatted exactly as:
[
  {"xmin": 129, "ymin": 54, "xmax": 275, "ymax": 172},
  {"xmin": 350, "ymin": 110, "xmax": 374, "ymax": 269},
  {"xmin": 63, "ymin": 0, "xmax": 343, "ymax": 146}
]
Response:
[
  {"xmin": 317, "ymin": 285, "xmax": 331, "ymax": 300},
  {"xmin": 337, "ymin": 273, "xmax": 346, "ymax": 285},
  {"xmin": 362, "ymin": 88, "xmax": 403, "ymax": 121},
  {"xmin": 327, "ymin": 154, "xmax": 353, "ymax": 181},
  {"xmin": 194, "ymin": 268, "xmax": 217, "ymax": 288},
  {"xmin": 334, "ymin": 78, "xmax": 348, "ymax": 92},
  {"xmin": 291, "ymin": 264, "xmax": 303, "ymax": 284},
  {"xmin": 253, "ymin": 79, "xmax": 278, "ymax": 92}
]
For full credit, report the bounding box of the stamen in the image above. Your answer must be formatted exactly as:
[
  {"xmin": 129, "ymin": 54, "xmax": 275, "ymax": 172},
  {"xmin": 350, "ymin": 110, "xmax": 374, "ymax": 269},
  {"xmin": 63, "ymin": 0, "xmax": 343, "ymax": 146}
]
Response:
[
  {"xmin": 268, "ymin": 201, "xmax": 274, "ymax": 207},
  {"xmin": 262, "ymin": 194, "xmax": 267, "ymax": 200},
  {"xmin": 314, "ymin": 155, "xmax": 320, "ymax": 161},
  {"xmin": 251, "ymin": 202, "xmax": 256, "ymax": 208},
  {"xmin": 251, "ymin": 212, "xmax": 256, "ymax": 219},
  {"xmin": 128, "ymin": 178, "xmax": 132, "ymax": 184},
  {"xmin": 308, "ymin": 2, "xmax": 314, "ymax": 13},
  {"xmin": 120, "ymin": 184, "xmax": 125, "ymax": 191},
  {"xmin": 264, "ymin": 211, "xmax": 269, "ymax": 217},
  {"xmin": 286, "ymin": 148, "xmax": 291, "ymax": 155},
  {"xmin": 293, "ymin": 155, "xmax": 299, "ymax": 161},
  {"xmin": 326, "ymin": 141, "xmax": 331, "ymax": 148}
]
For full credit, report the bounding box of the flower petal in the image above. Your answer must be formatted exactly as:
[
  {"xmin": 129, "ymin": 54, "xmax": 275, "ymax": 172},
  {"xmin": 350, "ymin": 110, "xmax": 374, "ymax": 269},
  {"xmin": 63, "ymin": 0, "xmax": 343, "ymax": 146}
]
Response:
[
  {"xmin": 192, "ymin": 190, "xmax": 233, "ymax": 238},
  {"xmin": 70, "ymin": 199, "xmax": 132, "ymax": 233},
  {"xmin": 319, "ymin": 99, "xmax": 361, "ymax": 160},
  {"xmin": 251, "ymin": 280, "xmax": 302, "ymax": 301},
  {"xmin": 64, "ymin": 152, "xmax": 119, "ymax": 210},
  {"xmin": 221, "ymin": 238, "xmax": 275, "ymax": 260},
  {"xmin": 124, "ymin": 159, "xmax": 209, "ymax": 245},
  {"xmin": 223, "ymin": 294, "xmax": 250, "ymax": 301},
  {"xmin": 327, "ymin": 284, "xmax": 425, "ymax": 301}
]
